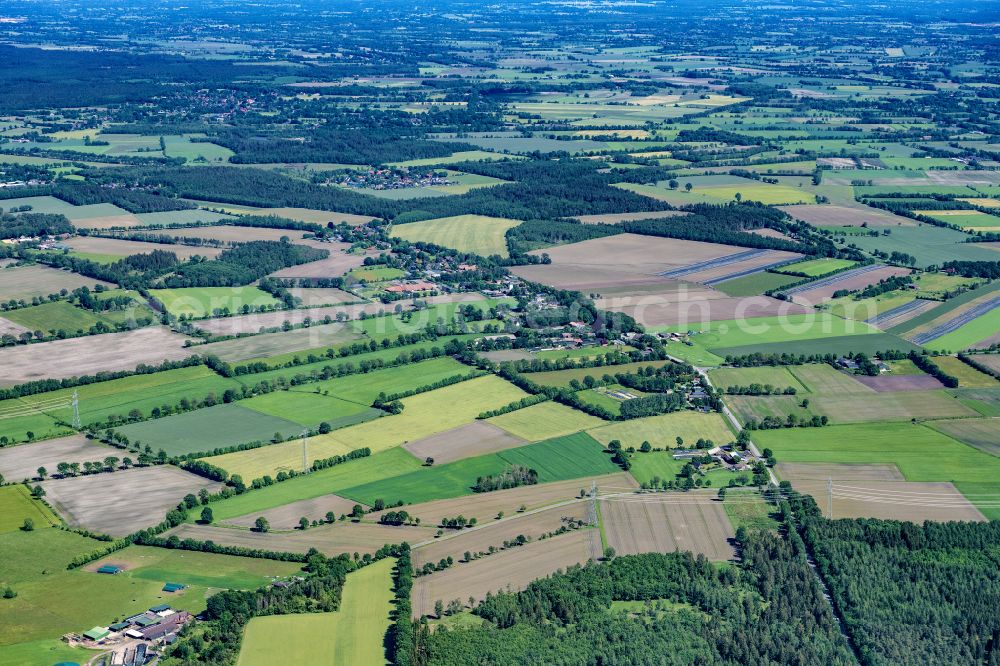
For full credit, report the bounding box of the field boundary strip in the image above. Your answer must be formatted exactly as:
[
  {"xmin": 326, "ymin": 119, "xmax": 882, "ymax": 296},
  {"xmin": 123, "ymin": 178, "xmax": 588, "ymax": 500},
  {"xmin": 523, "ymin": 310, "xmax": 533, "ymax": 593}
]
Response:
[
  {"xmin": 780, "ymin": 264, "xmax": 885, "ymax": 296},
  {"xmin": 703, "ymin": 256, "xmax": 802, "ymax": 286},
  {"xmin": 865, "ymin": 298, "xmax": 933, "ymax": 326},
  {"xmin": 911, "ymin": 296, "xmax": 1000, "ymax": 345},
  {"xmin": 658, "ymin": 249, "xmax": 767, "ymax": 278}
]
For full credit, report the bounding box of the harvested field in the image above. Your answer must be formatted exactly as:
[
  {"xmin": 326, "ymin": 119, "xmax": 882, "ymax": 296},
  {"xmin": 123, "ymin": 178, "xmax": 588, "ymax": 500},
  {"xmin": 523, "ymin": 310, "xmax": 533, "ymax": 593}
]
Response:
[
  {"xmin": 42, "ymin": 466, "xmax": 222, "ymax": 536},
  {"xmin": 167, "ymin": 521, "xmax": 435, "ymax": 557},
  {"xmin": 70, "ymin": 213, "xmax": 147, "ymax": 229},
  {"xmin": 412, "ymin": 503, "xmax": 590, "ymax": 569},
  {"xmin": 370, "ymin": 473, "xmax": 637, "ymax": 527},
  {"xmin": 529, "ymin": 233, "xmax": 740, "ymax": 275},
  {"xmin": 599, "ymin": 492, "xmax": 736, "ymax": 561},
  {"xmin": 195, "ymin": 323, "xmax": 363, "ymax": 362},
  {"xmin": 777, "ymin": 463, "xmax": 985, "ymax": 522},
  {"xmin": 259, "ymin": 207, "xmax": 376, "ymax": 226},
  {"xmin": 0, "ymin": 435, "xmax": 116, "ymax": 483},
  {"xmin": 0, "ymin": 327, "xmax": 194, "ymax": 386},
  {"xmin": 391, "ymin": 214, "xmax": 522, "ymax": 257},
  {"xmin": 779, "ymin": 204, "xmax": 914, "ymax": 227},
  {"xmin": 786, "ymin": 265, "xmax": 912, "ymax": 305},
  {"xmin": 412, "ymin": 528, "xmax": 602, "ymax": 617},
  {"xmin": 776, "ymin": 462, "xmax": 905, "ymax": 482},
  {"xmin": 193, "ymin": 303, "xmax": 391, "ymax": 336},
  {"xmin": 403, "ymin": 421, "xmax": 528, "ymax": 465},
  {"xmin": 223, "ymin": 495, "xmax": 366, "ymax": 530},
  {"xmin": 147, "ymin": 224, "xmax": 318, "ymax": 245},
  {"xmin": 64, "ymin": 236, "xmax": 223, "ymax": 260},
  {"xmin": 268, "ymin": 247, "xmax": 370, "ymax": 279},
  {"xmin": 852, "ymin": 374, "xmax": 944, "ymax": 392},
  {"xmin": 0, "ymin": 264, "xmax": 114, "ymax": 302},
  {"xmin": 569, "ymin": 211, "xmax": 689, "ymax": 225},
  {"xmin": 659, "ymin": 249, "xmax": 790, "ymax": 281},
  {"xmin": 288, "ymin": 287, "xmax": 359, "ymax": 306},
  {"xmin": 0, "ymin": 316, "xmax": 29, "ymax": 337}
]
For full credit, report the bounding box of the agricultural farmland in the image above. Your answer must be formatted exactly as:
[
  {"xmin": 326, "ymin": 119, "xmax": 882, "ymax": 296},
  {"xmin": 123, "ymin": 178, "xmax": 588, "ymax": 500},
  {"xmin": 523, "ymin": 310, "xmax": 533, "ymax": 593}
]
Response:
[{"xmin": 4, "ymin": 1, "xmax": 1000, "ymax": 663}]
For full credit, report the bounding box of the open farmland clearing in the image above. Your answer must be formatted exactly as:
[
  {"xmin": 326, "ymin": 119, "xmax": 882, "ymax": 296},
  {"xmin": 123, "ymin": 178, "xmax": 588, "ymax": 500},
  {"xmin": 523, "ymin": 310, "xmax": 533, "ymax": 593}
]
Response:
[
  {"xmin": 779, "ymin": 204, "xmax": 914, "ymax": 227},
  {"xmin": 204, "ymin": 449, "xmax": 422, "ymax": 523},
  {"xmin": 487, "ymin": 401, "xmax": 606, "ymax": 440},
  {"xmin": 783, "ymin": 265, "xmax": 912, "ymax": 305},
  {"xmin": 758, "ymin": 423, "xmax": 1000, "ymax": 519},
  {"xmin": 412, "ymin": 528, "xmax": 601, "ymax": 618},
  {"xmin": 0, "ymin": 434, "xmax": 115, "ymax": 482},
  {"xmin": 0, "ymin": 327, "xmax": 194, "ymax": 386},
  {"xmin": 207, "ymin": 376, "xmax": 527, "ymax": 479},
  {"xmin": 63, "ymin": 236, "xmax": 223, "ymax": 260},
  {"xmin": 169, "ymin": 521, "xmax": 434, "ymax": 558},
  {"xmin": 238, "ymin": 558, "xmax": 393, "ymax": 666},
  {"xmin": 776, "ymin": 463, "xmax": 985, "ymax": 522},
  {"xmin": 115, "ymin": 403, "xmax": 304, "ymax": 456},
  {"xmin": 932, "ymin": 356, "xmax": 998, "ymax": 388},
  {"xmin": 370, "ymin": 473, "xmax": 637, "ymax": 527},
  {"xmin": 195, "ymin": 322, "xmax": 364, "ymax": 361},
  {"xmin": 391, "ymin": 214, "xmax": 522, "ymax": 257},
  {"xmin": 0, "ymin": 485, "xmax": 59, "ymax": 533},
  {"xmin": 0, "ymin": 264, "xmax": 114, "ymax": 302},
  {"xmin": 412, "ymin": 503, "xmax": 591, "ymax": 569},
  {"xmin": 41, "ymin": 465, "xmax": 222, "ymax": 536},
  {"xmin": 599, "ymin": 492, "xmax": 736, "ymax": 561},
  {"xmin": 152, "ymin": 286, "xmax": 281, "ymax": 318},
  {"xmin": 223, "ymin": 494, "xmax": 365, "ymax": 531},
  {"xmin": 928, "ymin": 419, "xmax": 1000, "ymax": 457},
  {"xmin": 403, "ymin": 421, "xmax": 528, "ymax": 465}
]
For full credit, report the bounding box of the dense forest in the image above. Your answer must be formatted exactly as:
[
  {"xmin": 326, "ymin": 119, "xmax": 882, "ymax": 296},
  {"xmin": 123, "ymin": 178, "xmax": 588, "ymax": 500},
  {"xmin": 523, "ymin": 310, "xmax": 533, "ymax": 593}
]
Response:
[
  {"xmin": 162, "ymin": 241, "xmax": 328, "ymax": 287},
  {"xmin": 800, "ymin": 515, "xmax": 1000, "ymax": 666},
  {"xmin": 413, "ymin": 531, "xmax": 855, "ymax": 665}
]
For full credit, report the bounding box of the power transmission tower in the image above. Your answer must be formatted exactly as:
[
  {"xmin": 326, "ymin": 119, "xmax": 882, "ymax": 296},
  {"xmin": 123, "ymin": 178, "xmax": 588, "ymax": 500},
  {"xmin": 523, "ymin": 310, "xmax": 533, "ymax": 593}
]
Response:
[
  {"xmin": 588, "ymin": 480, "xmax": 598, "ymax": 527},
  {"xmin": 827, "ymin": 477, "xmax": 833, "ymax": 520},
  {"xmin": 301, "ymin": 429, "xmax": 309, "ymax": 473},
  {"xmin": 71, "ymin": 390, "xmax": 81, "ymax": 429}
]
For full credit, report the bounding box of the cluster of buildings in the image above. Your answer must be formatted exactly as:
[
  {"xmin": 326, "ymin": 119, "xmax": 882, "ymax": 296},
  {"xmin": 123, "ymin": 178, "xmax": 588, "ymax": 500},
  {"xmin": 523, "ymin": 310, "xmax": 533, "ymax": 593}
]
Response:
[
  {"xmin": 72, "ymin": 603, "xmax": 192, "ymax": 661},
  {"xmin": 337, "ymin": 167, "xmax": 454, "ymax": 191},
  {"xmin": 673, "ymin": 444, "xmax": 755, "ymax": 472}
]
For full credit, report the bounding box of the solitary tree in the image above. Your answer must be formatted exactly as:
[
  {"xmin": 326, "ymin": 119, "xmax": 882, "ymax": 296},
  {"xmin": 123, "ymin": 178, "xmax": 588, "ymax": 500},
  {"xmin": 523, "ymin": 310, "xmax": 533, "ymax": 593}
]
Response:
[
  {"xmin": 254, "ymin": 517, "xmax": 270, "ymax": 533},
  {"xmin": 200, "ymin": 507, "xmax": 214, "ymax": 524},
  {"xmin": 36, "ymin": 466, "xmax": 47, "ymax": 480},
  {"xmin": 351, "ymin": 504, "xmax": 365, "ymax": 520},
  {"xmin": 299, "ymin": 517, "xmax": 310, "ymax": 531},
  {"xmin": 21, "ymin": 518, "xmax": 34, "ymax": 532}
]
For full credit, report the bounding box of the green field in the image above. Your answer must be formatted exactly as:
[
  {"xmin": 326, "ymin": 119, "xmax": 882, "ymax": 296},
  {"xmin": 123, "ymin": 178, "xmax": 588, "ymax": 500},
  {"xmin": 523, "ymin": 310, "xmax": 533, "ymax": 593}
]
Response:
[
  {"xmin": 338, "ymin": 432, "xmax": 618, "ymax": 505},
  {"xmin": 928, "ymin": 419, "xmax": 1000, "ymax": 458},
  {"xmin": 709, "ymin": 366, "xmax": 809, "ymax": 393},
  {"xmin": 663, "ymin": 313, "xmax": 877, "ymax": 351},
  {"xmin": 0, "ymin": 364, "xmax": 244, "ymax": 443},
  {"xmin": 115, "ymin": 403, "xmax": 304, "ymax": 456},
  {"xmin": 391, "ymin": 214, "xmax": 522, "ymax": 257},
  {"xmin": 588, "ymin": 411, "xmax": 735, "ymax": 451},
  {"xmin": 713, "ymin": 272, "xmax": 802, "ymax": 297},
  {"xmin": 298, "ymin": 356, "xmax": 471, "ymax": 404},
  {"xmin": 92, "ymin": 544, "xmax": 302, "ymax": 590},
  {"xmin": 206, "ymin": 448, "xmax": 423, "ymax": 522},
  {"xmin": 521, "ymin": 360, "xmax": 671, "ymax": 387},
  {"xmin": 152, "ymin": 286, "xmax": 281, "ymax": 318},
  {"xmin": 488, "ymin": 401, "xmax": 606, "ymax": 441},
  {"xmin": 238, "ymin": 557, "xmax": 394, "ymax": 666},
  {"xmin": 926, "ymin": 306, "xmax": 1000, "ymax": 352},
  {"xmin": 0, "ymin": 485, "xmax": 60, "ymax": 533},
  {"xmin": 348, "ymin": 266, "xmax": 406, "ymax": 282},
  {"xmin": 932, "ymin": 357, "xmax": 998, "ymax": 388},
  {"xmin": 0, "ymin": 529, "xmax": 216, "ymax": 658},
  {"xmin": 664, "ymin": 339, "xmax": 726, "ymax": 366},
  {"xmin": 238, "ymin": 390, "xmax": 380, "ymax": 428},
  {"xmin": 758, "ymin": 422, "xmax": 1000, "ymax": 518},
  {"xmin": 775, "ymin": 258, "xmax": 857, "ymax": 277},
  {"xmin": 711, "ymin": 332, "xmax": 921, "ymax": 358},
  {"xmin": 2, "ymin": 300, "xmax": 105, "ymax": 333},
  {"xmin": 839, "ymin": 224, "xmax": 999, "ymax": 267}
]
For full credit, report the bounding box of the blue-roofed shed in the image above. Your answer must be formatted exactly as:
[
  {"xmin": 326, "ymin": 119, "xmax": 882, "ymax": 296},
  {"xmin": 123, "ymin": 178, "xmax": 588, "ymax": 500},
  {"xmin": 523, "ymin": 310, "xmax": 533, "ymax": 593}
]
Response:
[{"xmin": 96, "ymin": 565, "xmax": 121, "ymax": 575}]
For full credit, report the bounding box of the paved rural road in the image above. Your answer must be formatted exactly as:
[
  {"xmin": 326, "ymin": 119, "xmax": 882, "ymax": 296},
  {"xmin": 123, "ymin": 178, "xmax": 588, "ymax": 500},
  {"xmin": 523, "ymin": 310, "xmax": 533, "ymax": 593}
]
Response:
[{"xmin": 669, "ymin": 355, "xmax": 779, "ymax": 486}]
